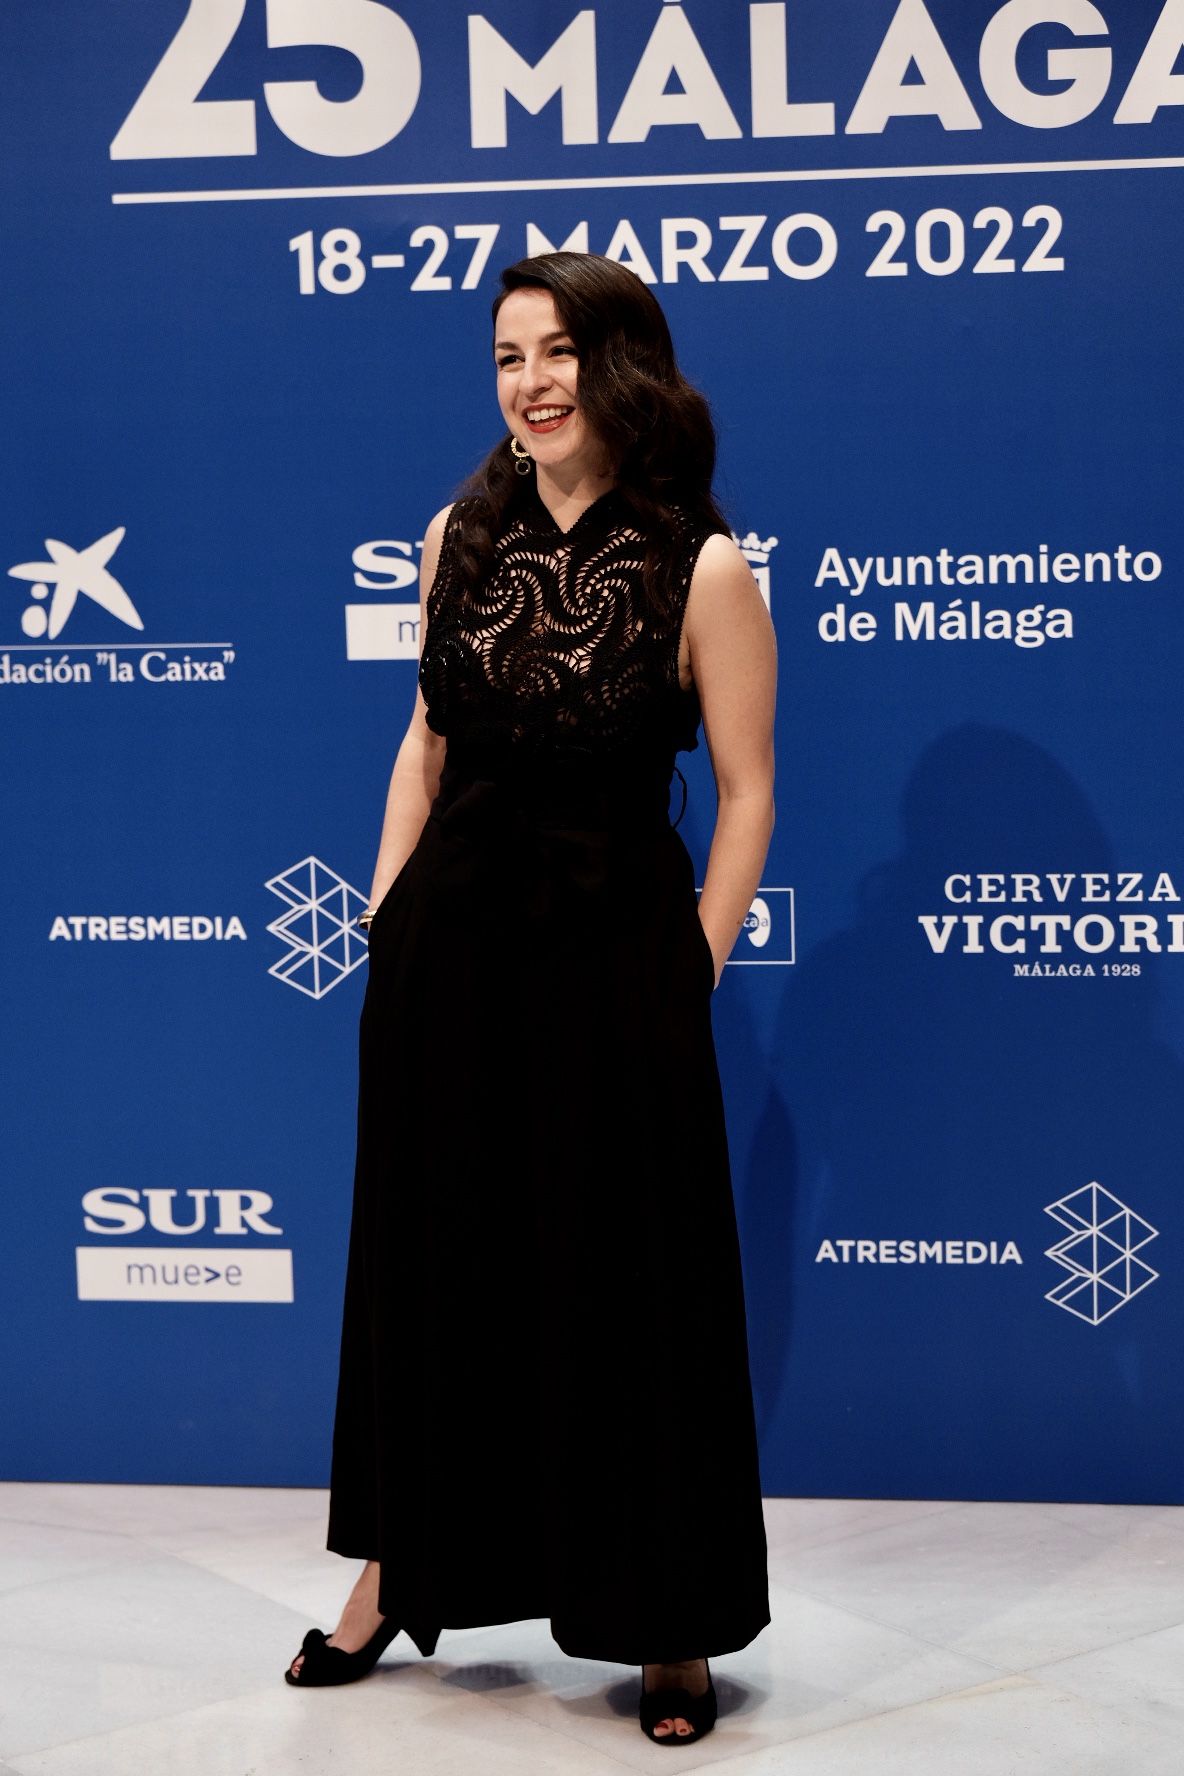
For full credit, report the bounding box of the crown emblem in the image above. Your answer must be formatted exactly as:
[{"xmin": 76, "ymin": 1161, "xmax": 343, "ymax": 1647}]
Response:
[{"xmin": 733, "ymin": 531, "xmax": 779, "ymax": 564}]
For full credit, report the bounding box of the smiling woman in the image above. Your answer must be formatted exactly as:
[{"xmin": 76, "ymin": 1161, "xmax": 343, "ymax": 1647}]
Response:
[
  {"xmin": 289, "ymin": 251, "xmax": 777, "ymax": 1750},
  {"xmin": 453, "ymin": 252, "xmax": 734, "ymax": 627}
]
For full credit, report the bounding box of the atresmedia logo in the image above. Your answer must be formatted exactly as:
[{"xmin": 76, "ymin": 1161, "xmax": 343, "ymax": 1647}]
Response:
[
  {"xmin": 266, "ymin": 856, "xmax": 371, "ymax": 999},
  {"xmin": 1044, "ymin": 1180, "xmax": 1159, "ymax": 1325},
  {"xmin": 814, "ymin": 1177, "xmax": 1160, "ymax": 1326}
]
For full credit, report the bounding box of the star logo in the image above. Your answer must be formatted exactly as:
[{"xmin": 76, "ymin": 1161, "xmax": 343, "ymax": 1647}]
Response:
[{"xmin": 8, "ymin": 526, "xmax": 143, "ymax": 640}]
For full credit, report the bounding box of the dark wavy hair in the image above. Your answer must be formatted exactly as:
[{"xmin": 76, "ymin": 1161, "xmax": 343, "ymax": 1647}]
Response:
[{"xmin": 452, "ymin": 252, "xmax": 730, "ymax": 620}]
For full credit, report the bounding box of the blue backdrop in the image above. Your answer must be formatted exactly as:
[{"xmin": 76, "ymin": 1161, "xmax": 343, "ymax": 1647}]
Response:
[{"xmin": 4, "ymin": 0, "xmax": 1183, "ymax": 1500}]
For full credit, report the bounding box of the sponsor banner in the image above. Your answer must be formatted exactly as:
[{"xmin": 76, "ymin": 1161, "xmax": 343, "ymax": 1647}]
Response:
[
  {"xmin": 813, "ymin": 1179, "xmax": 1160, "ymax": 1327},
  {"xmin": 4, "ymin": 527, "xmax": 236, "ymax": 688},
  {"xmin": 6, "ymin": 1, "xmax": 1184, "ymax": 1497},
  {"xmin": 76, "ymin": 1247, "xmax": 294, "ymax": 1304}
]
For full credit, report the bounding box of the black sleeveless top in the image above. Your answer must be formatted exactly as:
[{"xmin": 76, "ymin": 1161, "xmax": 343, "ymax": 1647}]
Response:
[{"xmin": 418, "ymin": 486, "xmax": 722, "ymax": 777}]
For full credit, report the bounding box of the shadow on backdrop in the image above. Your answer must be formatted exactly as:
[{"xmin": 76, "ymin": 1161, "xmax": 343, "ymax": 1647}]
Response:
[{"xmin": 750, "ymin": 723, "xmax": 1184, "ymax": 1500}]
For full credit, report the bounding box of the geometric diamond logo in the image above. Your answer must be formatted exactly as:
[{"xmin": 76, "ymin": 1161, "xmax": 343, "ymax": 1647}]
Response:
[
  {"xmin": 264, "ymin": 856, "xmax": 370, "ymax": 1000},
  {"xmin": 1044, "ymin": 1180, "xmax": 1159, "ymax": 1325}
]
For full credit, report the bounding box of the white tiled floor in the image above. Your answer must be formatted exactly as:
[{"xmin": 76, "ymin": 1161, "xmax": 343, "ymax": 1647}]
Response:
[{"xmin": 1, "ymin": 1484, "xmax": 1181, "ymax": 1774}]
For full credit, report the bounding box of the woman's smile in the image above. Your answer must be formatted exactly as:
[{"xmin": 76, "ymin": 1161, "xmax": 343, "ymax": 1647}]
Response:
[{"xmin": 523, "ymin": 405, "xmax": 574, "ymax": 433}]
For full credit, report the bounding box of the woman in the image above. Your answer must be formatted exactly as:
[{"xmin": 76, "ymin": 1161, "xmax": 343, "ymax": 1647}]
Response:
[{"xmin": 285, "ymin": 251, "xmax": 777, "ymax": 1747}]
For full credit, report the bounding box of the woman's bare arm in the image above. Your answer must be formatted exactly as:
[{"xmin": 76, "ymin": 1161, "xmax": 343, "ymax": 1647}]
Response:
[
  {"xmin": 683, "ymin": 532, "xmax": 778, "ymax": 986},
  {"xmin": 365, "ymin": 504, "xmax": 453, "ymax": 909}
]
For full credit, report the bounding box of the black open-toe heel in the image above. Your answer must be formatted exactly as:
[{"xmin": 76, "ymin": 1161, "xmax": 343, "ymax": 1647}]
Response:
[
  {"xmin": 638, "ymin": 1659, "xmax": 717, "ymax": 1745},
  {"xmin": 284, "ymin": 1618, "xmax": 441, "ymax": 1686}
]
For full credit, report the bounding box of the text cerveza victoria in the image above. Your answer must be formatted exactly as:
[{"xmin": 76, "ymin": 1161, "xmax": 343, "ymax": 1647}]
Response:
[{"xmin": 920, "ymin": 873, "xmax": 1183, "ymax": 978}]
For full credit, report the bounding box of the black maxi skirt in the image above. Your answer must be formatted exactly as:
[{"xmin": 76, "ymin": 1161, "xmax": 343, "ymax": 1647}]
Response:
[{"xmin": 325, "ymin": 747, "xmax": 771, "ymax": 1665}]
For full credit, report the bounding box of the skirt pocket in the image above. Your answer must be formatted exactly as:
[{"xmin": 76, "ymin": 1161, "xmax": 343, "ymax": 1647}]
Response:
[
  {"xmin": 366, "ymin": 841, "xmax": 421, "ymax": 941},
  {"xmin": 691, "ymin": 906, "xmax": 717, "ymax": 994},
  {"xmin": 666, "ymin": 826, "xmax": 717, "ymax": 995}
]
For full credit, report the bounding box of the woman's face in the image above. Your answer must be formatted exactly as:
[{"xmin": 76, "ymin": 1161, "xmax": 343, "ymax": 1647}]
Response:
[{"xmin": 494, "ymin": 287, "xmax": 603, "ymax": 481}]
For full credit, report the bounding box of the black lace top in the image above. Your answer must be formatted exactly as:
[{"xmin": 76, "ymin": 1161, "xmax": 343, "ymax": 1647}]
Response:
[{"xmin": 418, "ymin": 485, "xmax": 721, "ymax": 771}]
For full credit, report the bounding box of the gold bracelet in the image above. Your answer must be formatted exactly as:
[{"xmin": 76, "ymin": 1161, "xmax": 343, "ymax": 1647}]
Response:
[{"xmin": 357, "ymin": 907, "xmax": 377, "ymax": 930}]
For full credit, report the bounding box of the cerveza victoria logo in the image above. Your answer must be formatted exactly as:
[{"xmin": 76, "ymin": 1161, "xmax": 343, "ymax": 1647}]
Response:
[
  {"xmin": 266, "ymin": 856, "xmax": 370, "ymax": 999},
  {"xmin": 919, "ymin": 871, "xmax": 1184, "ymax": 978},
  {"xmin": 4, "ymin": 525, "xmax": 236, "ymax": 687}
]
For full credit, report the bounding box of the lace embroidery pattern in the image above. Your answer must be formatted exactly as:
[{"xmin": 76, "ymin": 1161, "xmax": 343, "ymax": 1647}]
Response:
[{"xmin": 419, "ymin": 489, "xmax": 717, "ymax": 759}]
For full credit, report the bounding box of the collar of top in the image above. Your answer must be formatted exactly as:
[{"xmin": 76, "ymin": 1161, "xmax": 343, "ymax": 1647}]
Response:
[{"xmin": 514, "ymin": 482, "xmax": 629, "ymax": 542}]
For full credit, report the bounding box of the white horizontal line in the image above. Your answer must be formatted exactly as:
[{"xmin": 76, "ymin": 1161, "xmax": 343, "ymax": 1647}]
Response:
[
  {"xmin": 1, "ymin": 641, "xmax": 232, "ymax": 650},
  {"xmin": 111, "ymin": 156, "xmax": 1184, "ymax": 205}
]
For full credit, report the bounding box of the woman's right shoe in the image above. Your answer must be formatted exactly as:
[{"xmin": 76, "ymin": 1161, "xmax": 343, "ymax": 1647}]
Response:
[
  {"xmin": 284, "ymin": 1617, "xmax": 441, "ymax": 1686},
  {"xmin": 638, "ymin": 1659, "xmax": 718, "ymax": 1745}
]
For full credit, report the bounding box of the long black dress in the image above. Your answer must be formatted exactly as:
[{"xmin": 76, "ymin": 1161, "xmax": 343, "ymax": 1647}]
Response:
[{"xmin": 326, "ymin": 482, "xmax": 770, "ymax": 1667}]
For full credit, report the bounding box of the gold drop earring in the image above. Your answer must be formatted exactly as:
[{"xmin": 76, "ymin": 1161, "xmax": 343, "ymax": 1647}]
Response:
[{"xmin": 510, "ymin": 436, "xmax": 533, "ymax": 477}]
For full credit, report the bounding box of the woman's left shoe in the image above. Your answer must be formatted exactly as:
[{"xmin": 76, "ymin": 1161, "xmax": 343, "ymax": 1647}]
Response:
[
  {"xmin": 285, "ymin": 1617, "xmax": 401, "ymax": 1686},
  {"xmin": 638, "ymin": 1659, "xmax": 717, "ymax": 1745}
]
